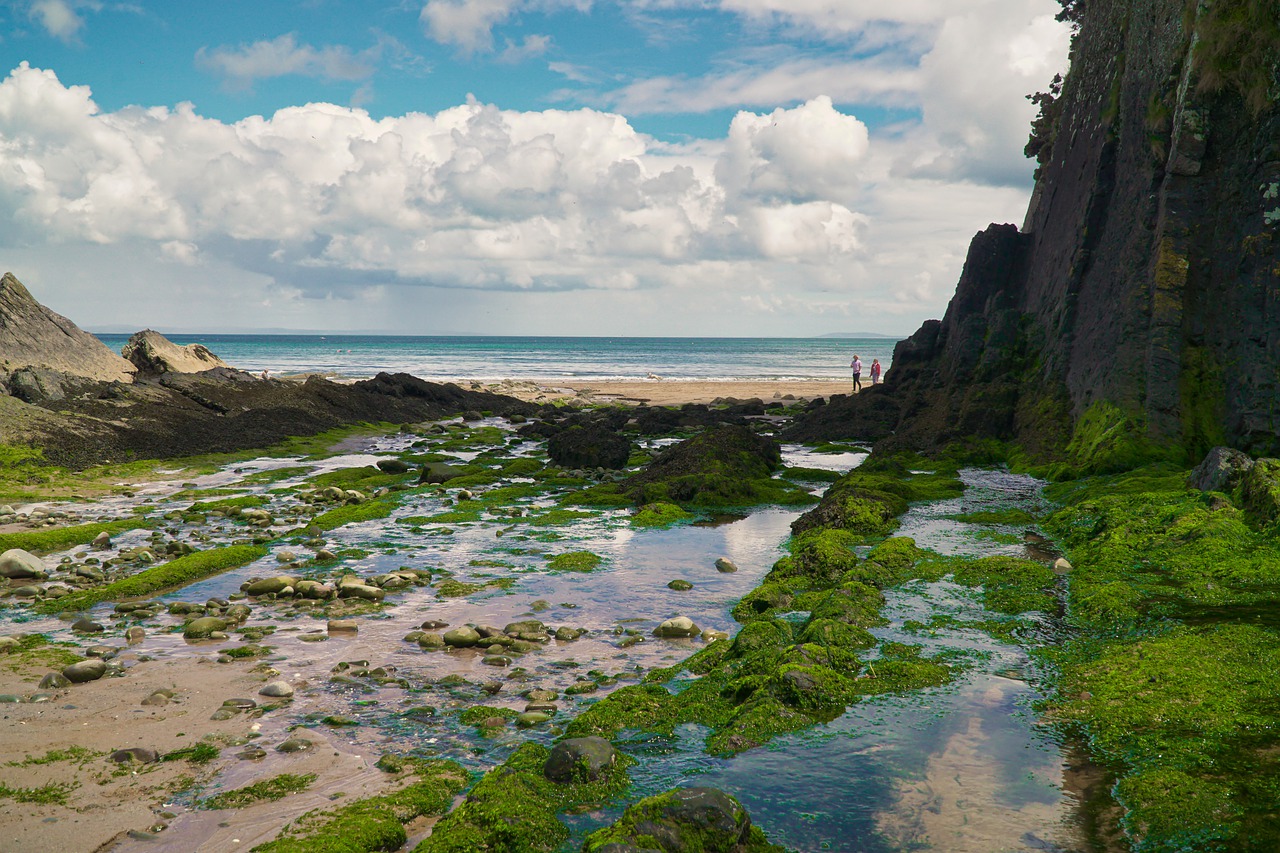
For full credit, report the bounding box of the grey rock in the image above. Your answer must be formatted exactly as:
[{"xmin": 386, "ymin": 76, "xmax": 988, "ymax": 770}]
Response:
[
  {"xmin": 653, "ymin": 616, "xmax": 700, "ymax": 638},
  {"xmin": 63, "ymin": 659, "xmax": 108, "ymax": 683},
  {"xmin": 121, "ymin": 329, "xmax": 228, "ymax": 375},
  {"xmin": 276, "ymin": 735, "xmax": 313, "ymax": 753},
  {"xmin": 419, "ymin": 462, "xmax": 465, "ymax": 484},
  {"xmin": 183, "ymin": 616, "xmax": 228, "ymax": 639},
  {"xmin": 714, "ymin": 558, "xmax": 739, "ymax": 573},
  {"xmin": 0, "ymin": 548, "xmax": 45, "ymax": 579},
  {"xmin": 39, "ymin": 672, "xmax": 72, "ymax": 689},
  {"xmin": 443, "ymin": 626, "xmax": 482, "ymax": 647},
  {"xmin": 244, "ymin": 576, "xmax": 297, "ymax": 596},
  {"xmin": 109, "ymin": 747, "xmax": 158, "ymax": 764},
  {"xmin": 327, "ymin": 619, "xmax": 358, "ymax": 633},
  {"xmin": 1189, "ymin": 447, "xmax": 1254, "ymax": 493},
  {"xmin": 71, "ymin": 618, "xmax": 104, "ymax": 634},
  {"xmin": 0, "ymin": 272, "xmax": 136, "ymax": 383},
  {"xmin": 259, "ymin": 680, "xmax": 295, "ymax": 698},
  {"xmin": 544, "ymin": 737, "xmax": 618, "ymax": 783}
]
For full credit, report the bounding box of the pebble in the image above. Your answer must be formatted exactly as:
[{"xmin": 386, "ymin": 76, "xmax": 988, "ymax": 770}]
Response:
[
  {"xmin": 714, "ymin": 558, "xmax": 739, "ymax": 573},
  {"xmin": 667, "ymin": 579, "xmax": 693, "ymax": 591}
]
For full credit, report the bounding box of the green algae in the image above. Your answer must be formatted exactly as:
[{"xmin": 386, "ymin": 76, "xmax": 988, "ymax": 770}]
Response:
[
  {"xmin": 0, "ymin": 781, "xmax": 77, "ymax": 805},
  {"xmin": 253, "ymin": 760, "xmax": 468, "ymax": 853},
  {"xmin": 6, "ymin": 746, "xmax": 98, "ymax": 767},
  {"xmin": 0, "ymin": 517, "xmax": 154, "ymax": 555},
  {"xmin": 546, "ymin": 551, "xmax": 603, "ymax": 572},
  {"xmin": 311, "ymin": 500, "xmax": 396, "ymax": 531},
  {"xmin": 205, "ymin": 773, "xmax": 317, "ymax": 809},
  {"xmin": 631, "ymin": 502, "xmax": 694, "ymax": 527},
  {"xmin": 412, "ymin": 742, "xmax": 632, "ymax": 853},
  {"xmin": 162, "ymin": 743, "xmax": 220, "ymax": 765},
  {"xmin": 306, "ymin": 466, "xmax": 406, "ymax": 492},
  {"xmin": 36, "ymin": 544, "xmax": 269, "ymax": 612},
  {"xmin": 951, "ymin": 556, "xmax": 1057, "ymax": 615},
  {"xmin": 189, "ymin": 495, "xmax": 270, "ymax": 513},
  {"xmin": 949, "ymin": 508, "xmax": 1039, "ymax": 524}
]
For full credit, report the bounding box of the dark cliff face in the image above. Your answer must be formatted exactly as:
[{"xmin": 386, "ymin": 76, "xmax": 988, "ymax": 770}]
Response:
[{"xmin": 792, "ymin": 0, "xmax": 1280, "ymax": 462}]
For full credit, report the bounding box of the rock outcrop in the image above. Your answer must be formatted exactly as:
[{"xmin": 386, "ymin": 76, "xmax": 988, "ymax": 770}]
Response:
[
  {"xmin": 122, "ymin": 329, "xmax": 229, "ymax": 375},
  {"xmin": 791, "ymin": 0, "xmax": 1280, "ymax": 463},
  {"xmin": 0, "ymin": 272, "xmax": 135, "ymax": 385}
]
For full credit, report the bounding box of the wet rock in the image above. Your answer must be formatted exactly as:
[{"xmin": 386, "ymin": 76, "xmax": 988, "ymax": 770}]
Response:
[
  {"xmin": 125, "ymin": 627, "xmax": 146, "ymax": 643},
  {"xmin": 525, "ymin": 701, "xmax": 558, "ymax": 714},
  {"xmin": 544, "ymin": 736, "xmax": 618, "ymax": 783},
  {"xmin": 0, "ymin": 548, "xmax": 45, "ymax": 579},
  {"xmin": 481, "ymin": 681, "xmax": 503, "ymax": 695},
  {"xmin": 667, "ymin": 579, "xmax": 693, "ymax": 591},
  {"xmin": 276, "ymin": 735, "xmax": 313, "ymax": 753},
  {"xmin": 417, "ymin": 632, "xmax": 446, "ymax": 649},
  {"xmin": 109, "ymin": 747, "xmax": 158, "ymax": 764},
  {"xmin": 63, "ymin": 659, "xmax": 108, "ymax": 683},
  {"xmin": 327, "ymin": 619, "xmax": 358, "ymax": 634},
  {"xmin": 714, "ymin": 558, "xmax": 739, "ymax": 573},
  {"xmin": 237, "ymin": 747, "xmax": 267, "ymax": 760},
  {"xmin": 259, "ymin": 681, "xmax": 295, "ymax": 698},
  {"xmin": 86, "ymin": 645, "xmax": 120, "ymax": 659},
  {"xmin": 503, "ymin": 619, "xmax": 547, "ymax": 636},
  {"xmin": 482, "ymin": 655, "xmax": 512, "ymax": 666},
  {"xmin": 183, "ymin": 616, "xmax": 228, "ymax": 639},
  {"xmin": 548, "ymin": 425, "xmax": 632, "ymax": 470},
  {"xmin": 702, "ymin": 629, "xmax": 730, "ymax": 641},
  {"xmin": 91, "ymin": 530, "xmax": 112, "ymax": 550},
  {"xmin": 526, "ymin": 688, "xmax": 558, "ymax": 702},
  {"xmin": 244, "ymin": 576, "xmax": 297, "ymax": 596},
  {"xmin": 338, "ymin": 583, "xmax": 385, "ymax": 601},
  {"xmin": 295, "ymin": 580, "xmax": 336, "ymax": 599},
  {"xmin": 39, "ymin": 672, "xmax": 72, "ymax": 689},
  {"xmin": 71, "ymin": 618, "xmax": 104, "ymax": 634},
  {"xmin": 443, "ymin": 626, "xmax": 482, "ymax": 647},
  {"xmin": 10, "ymin": 585, "xmax": 42, "ymax": 598},
  {"xmin": 515, "ymin": 711, "xmax": 552, "ymax": 727},
  {"xmin": 653, "ymin": 616, "xmax": 700, "ymax": 638},
  {"xmin": 376, "ymin": 458, "xmax": 411, "ymax": 474},
  {"xmin": 1053, "ymin": 557, "xmax": 1073, "ymax": 574},
  {"xmin": 585, "ymin": 787, "xmax": 756, "ymax": 852},
  {"xmin": 420, "ymin": 619, "xmax": 450, "ymax": 630},
  {"xmin": 554, "ymin": 627, "xmax": 584, "ymax": 641},
  {"xmin": 141, "ymin": 689, "xmax": 172, "ymax": 707},
  {"xmin": 420, "ymin": 462, "xmax": 466, "ymax": 484}
]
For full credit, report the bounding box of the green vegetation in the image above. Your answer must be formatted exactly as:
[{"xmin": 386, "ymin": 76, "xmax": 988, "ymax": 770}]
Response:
[
  {"xmin": 412, "ymin": 742, "xmax": 632, "ymax": 853},
  {"xmin": 631, "ymin": 502, "xmax": 693, "ymax": 527},
  {"xmin": 189, "ymin": 495, "xmax": 270, "ymax": 513},
  {"xmin": 1191, "ymin": 0, "xmax": 1280, "ymax": 114},
  {"xmin": 546, "ymin": 550, "xmax": 602, "ymax": 572},
  {"xmin": 253, "ymin": 760, "xmax": 468, "ymax": 853},
  {"xmin": 6, "ymin": 746, "xmax": 98, "ymax": 767},
  {"xmin": 205, "ymin": 773, "xmax": 317, "ymax": 810},
  {"xmin": 584, "ymin": 787, "xmax": 784, "ymax": 852},
  {"xmin": 949, "ymin": 508, "xmax": 1039, "ymax": 524},
  {"xmin": 0, "ymin": 634, "xmax": 82, "ymax": 675},
  {"xmin": 36, "ymin": 545, "xmax": 269, "ymax": 612},
  {"xmin": 162, "ymin": 743, "xmax": 220, "ymax": 765},
  {"xmin": 0, "ymin": 518, "xmax": 153, "ymax": 555},
  {"xmin": 311, "ymin": 500, "xmax": 396, "ymax": 531},
  {"xmin": 0, "ymin": 781, "xmax": 77, "ymax": 805}
]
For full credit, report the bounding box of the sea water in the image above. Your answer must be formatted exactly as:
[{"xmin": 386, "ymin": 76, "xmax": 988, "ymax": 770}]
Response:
[{"xmin": 92, "ymin": 334, "xmax": 899, "ymax": 382}]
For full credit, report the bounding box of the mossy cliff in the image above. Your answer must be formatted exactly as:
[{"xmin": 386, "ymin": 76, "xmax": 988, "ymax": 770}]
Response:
[{"xmin": 790, "ymin": 0, "xmax": 1280, "ymax": 465}]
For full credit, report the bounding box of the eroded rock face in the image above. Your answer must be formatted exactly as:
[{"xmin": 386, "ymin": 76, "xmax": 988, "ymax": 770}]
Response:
[
  {"xmin": 0, "ymin": 272, "xmax": 135, "ymax": 385},
  {"xmin": 122, "ymin": 329, "xmax": 229, "ymax": 375}
]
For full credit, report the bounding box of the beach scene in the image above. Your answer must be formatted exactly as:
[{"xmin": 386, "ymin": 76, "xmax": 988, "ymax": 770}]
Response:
[{"xmin": 3, "ymin": 1, "xmax": 1280, "ymax": 852}]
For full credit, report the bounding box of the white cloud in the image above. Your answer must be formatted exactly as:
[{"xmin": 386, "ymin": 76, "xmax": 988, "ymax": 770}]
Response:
[
  {"xmin": 498, "ymin": 33, "xmax": 552, "ymax": 63},
  {"xmin": 196, "ymin": 34, "xmax": 378, "ymax": 88},
  {"xmin": 27, "ymin": 0, "xmax": 84, "ymax": 42},
  {"xmin": 419, "ymin": 0, "xmax": 590, "ymax": 52}
]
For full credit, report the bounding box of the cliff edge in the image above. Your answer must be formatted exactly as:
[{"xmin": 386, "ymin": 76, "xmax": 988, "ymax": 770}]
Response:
[{"xmin": 792, "ymin": 0, "xmax": 1280, "ymax": 468}]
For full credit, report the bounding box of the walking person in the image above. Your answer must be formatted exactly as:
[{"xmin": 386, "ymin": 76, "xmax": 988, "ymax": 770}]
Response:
[
  {"xmin": 870, "ymin": 358, "xmax": 881, "ymax": 385},
  {"xmin": 851, "ymin": 354, "xmax": 862, "ymax": 393}
]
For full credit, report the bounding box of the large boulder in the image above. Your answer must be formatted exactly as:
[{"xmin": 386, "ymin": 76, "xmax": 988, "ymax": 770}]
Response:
[
  {"xmin": 0, "ymin": 549, "xmax": 46, "ymax": 580},
  {"xmin": 1188, "ymin": 446, "xmax": 1254, "ymax": 493},
  {"xmin": 122, "ymin": 329, "xmax": 229, "ymax": 375},
  {"xmin": 583, "ymin": 787, "xmax": 763, "ymax": 852},
  {"xmin": 0, "ymin": 272, "xmax": 135, "ymax": 385},
  {"xmin": 548, "ymin": 425, "xmax": 632, "ymax": 470}
]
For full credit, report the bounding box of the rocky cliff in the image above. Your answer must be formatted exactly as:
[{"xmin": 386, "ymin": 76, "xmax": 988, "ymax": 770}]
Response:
[
  {"xmin": 122, "ymin": 329, "xmax": 229, "ymax": 375},
  {"xmin": 792, "ymin": 0, "xmax": 1280, "ymax": 467},
  {"xmin": 0, "ymin": 272, "xmax": 136, "ymax": 385}
]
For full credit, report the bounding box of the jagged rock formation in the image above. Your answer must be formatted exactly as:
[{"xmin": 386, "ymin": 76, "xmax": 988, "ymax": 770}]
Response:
[
  {"xmin": 122, "ymin": 329, "xmax": 229, "ymax": 375},
  {"xmin": 791, "ymin": 0, "xmax": 1280, "ymax": 463},
  {"xmin": 0, "ymin": 272, "xmax": 135, "ymax": 385}
]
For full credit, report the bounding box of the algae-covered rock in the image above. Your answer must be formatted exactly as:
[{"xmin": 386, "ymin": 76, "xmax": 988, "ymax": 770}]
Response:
[
  {"xmin": 544, "ymin": 736, "xmax": 617, "ymax": 783},
  {"xmin": 245, "ymin": 576, "xmax": 297, "ymax": 596},
  {"xmin": 548, "ymin": 425, "xmax": 632, "ymax": 470},
  {"xmin": 420, "ymin": 462, "xmax": 466, "ymax": 484},
  {"xmin": 622, "ymin": 425, "xmax": 792, "ymax": 507},
  {"xmin": 582, "ymin": 786, "xmax": 779, "ymax": 852},
  {"xmin": 1188, "ymin": 446, "xmax": 1254, "ymax": 493},
  {"xmin": 443, "ymin": 626, "xmax": 482, "ymax": 647},
  {"xmin": 184, "ymin": 616, "xmax": 229, "ymax": 639}
]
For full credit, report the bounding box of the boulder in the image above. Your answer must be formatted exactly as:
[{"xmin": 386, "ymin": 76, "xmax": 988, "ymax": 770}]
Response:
[
  {"xmin": 583, "ymin": 787, "xmax": 757, "ymax": 852},
  {"xmin": 443, "ymin": 626, "xmax": 482, "ymax": 647},
  {"xmin": 543, "ymin": 736, "xmax": 618, "ymax": 783},
  {"xmin": 183, "ymin": 616, "xmax": 229, "ymax": 639},
  {"xmin": 259, "ymin": 681, "xmax": 295, "ymax": 698},
  {"xmin": 1188, "ymin": 446, "xmax": 1254, "ymax": 493},
  {"xmin": 376, "ymin": 458, "xmax": 411, "ymax": 474},
  {"xmin": 63, "ymin": 659, "xmax": 108, "ymax": 683},
  {"xmin": 420, "ymin": 462, "xmax": 466, "ymax": 484},
  {"xmin": 0, "ymin": 549, "xmax": 45, "ymax": 580},
  {"xmin": 121, "ymin": 329, "xmax": 229, "ymax": 375},
  {"xmin": 245, "ymin": 575, "xmax": 298, "ymax": 596},
  {"xmin": 653, "ymin": 616, "xmax": 700, "ymax": 638},
  {"xmin": 547, "ymin": 425, "xmax": 632, "ymax": 470},
  {"xmin": 0, "ymin": 272, "xmax": 136, "ymax": 383}
]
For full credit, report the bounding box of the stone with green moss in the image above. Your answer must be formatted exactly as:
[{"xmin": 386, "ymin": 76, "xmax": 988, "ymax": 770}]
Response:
[{"xmin": 582, "ymin": 786, "xmax": 784, "ymax": 852}]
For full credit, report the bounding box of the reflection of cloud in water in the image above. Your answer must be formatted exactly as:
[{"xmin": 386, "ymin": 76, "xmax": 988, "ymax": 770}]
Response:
[{"xmin": 876, "ymin": 677, "xmax": 1081, "ymax": 853}]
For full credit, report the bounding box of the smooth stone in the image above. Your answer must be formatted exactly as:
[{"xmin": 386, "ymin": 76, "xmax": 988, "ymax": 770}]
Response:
[
  {"xmin": 443, "ymin": 626, "xmax": 482, "ymax": 647},
  {"xmin": 39, "ymin": 672, "xmax": 72, "ymax": 689},
  {"xmin": 420, "ymin": 619, "xmax": 449, "ymax": 630},
  {"xmin": 327, "ymin": 620, "xmax": 358, "ymax": 633},
  {"xmin": 653, "ymin": 616, "xmax": 700, "ymax": 638},
  {"xmin": 71, "ymin": 619, "xmax": 105, "ymax": 634},
  {"xmin": 222, "ymin": 697, "xmax": 257, "ymax": 709},
  {"xmin": 667, "ymin": 579, "xmax": 693, "ymax": 591},
  {"xmin": 63, "ymin": 659, "xmax": 108, "ymax": 683},
  {"xmin": 481, "ymin": 655, "xmax": 512, "ymax": 667},
  {"xmin": 245, "ymin": 576, "xmax": 297, "ymax": 596},
  {"xmin": 526, "ymin": 688, "xmax": 558, "ymax": 702},
  {"xmin": 544, "ymin": 736, "xmax": 618, "ymax": 782},
  {"xmin": 295, "ymin": 580, "xmax": 335, "ymax": 599},
  {"xmin": 702, "ymin": 629, "xmax": 730, "ymax": 642},
  {"xmin": 209, "ymin": 707, "xmax": 239, "ymax": 721},
  {"xmin": 0, "ymin": 548, "xmax": 45, "ymax": 579},
  {"xmin": 515, "ymin": 711, "xmax": 552, "ymax": 727},
  {"xmin": 554, "ymin": 627, "xmax": 583, "ymax": 641},
  {"xmin": 525, "ymin": 701, "xmax": 558, "ymax": 714},
  {"xmin": 1053, "ymin": 557, "xmax": 1073, "ymax": 573},
  {"xmin": 259, "ymin": 681, "xmax": 295, "ymax": 698},
  {"xmin": 376, "ymin": 458, "xmax": 412, "ymax": 474},
  {"xmin": 183, "ymin": 616, "xmax": 229, "ymax": 639},
  {"xmin": 275, "ymin": 551, "xmax": 298, "ymax": 564},
  {"xmin": 237, "ymin": 747, "xmax": 267, "ymax": 760},
  {"xmin": 0, "ymin": 636, "xmax": 19, "ymax": 653},
  {"xmin": 10, "ymin": 585, "xmax": 42, "ymax": 598},
  {"xmin": 140, "ymin": 691, "xmax": 170, "ymax": 707},
  {"xmin": 338, "ymin": 583, "xmax": 385, "ymax": 601},
  {"xmin": 125, "ymin": 627, "xmax": 146, "ymax": 643},
  {"xmin": 714, "ymin": 558, "xmax": 739, "ymax": 573},
  {"xmin": 109, "ymin": 747, "xmax": 158, "ymax": 764},
  {"xmin": 276, "ymin": 735, "xmax": 313, "ymax": 753},
  {"xmin": 503, "ymin": 619, "xmax": 547, "ymax": 635},
  {"xmin": 91, "ymin": 530, "xmax": 112, "ymax": 550},
  {"xmin": 417, "ymin": 632, "xmax": 446, "ymax": 649}
]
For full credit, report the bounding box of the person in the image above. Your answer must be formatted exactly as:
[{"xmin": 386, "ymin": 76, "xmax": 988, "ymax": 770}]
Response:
[
  {"xmin": 850, "ymin": 354, "xmax": 862, "ymax": 392},
  {"xmin": 870, "ymin": 358, "xmax": 881, "ymax": 385}
]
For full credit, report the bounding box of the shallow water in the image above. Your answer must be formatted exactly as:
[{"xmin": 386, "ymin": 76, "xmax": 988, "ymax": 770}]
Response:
[{"xmin": 3, "ymin": 430, "xmax": 1087, "ymax": 851}]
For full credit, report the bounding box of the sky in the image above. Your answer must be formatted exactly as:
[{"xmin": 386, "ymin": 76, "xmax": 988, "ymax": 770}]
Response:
[{"xmin": 0, "ymin": 0, "xmax": 1070, "ymax": 336}]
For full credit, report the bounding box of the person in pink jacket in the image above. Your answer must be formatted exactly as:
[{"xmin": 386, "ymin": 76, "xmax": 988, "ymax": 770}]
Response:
[
  {"xmin": 850, "ymin": 355, "xmax": 862, "ymax": 392},
  {"xmin": 870, "ymin": 358, "xmax": 882, "ymax": 385}
]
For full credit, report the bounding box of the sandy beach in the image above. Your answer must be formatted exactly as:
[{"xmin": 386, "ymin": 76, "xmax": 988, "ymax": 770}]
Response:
[{"xmin": 463, "ymin": 378, "xmax": 864, "ymax": 406}]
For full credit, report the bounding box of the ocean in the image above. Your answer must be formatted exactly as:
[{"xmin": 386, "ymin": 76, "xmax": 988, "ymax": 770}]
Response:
[{"xmin": 93, "ymin": 334, "xmax": 900, "ymax": 382}]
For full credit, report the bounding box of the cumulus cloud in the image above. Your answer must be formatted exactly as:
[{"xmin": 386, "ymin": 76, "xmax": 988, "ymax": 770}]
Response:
[
  {"xmin": 196, "ymin": 34, "xmax": 379, "ymax": 88},
  {"xmin": 0, "ymin": 63, "xmax": 877, "ymax": 307},
  {"xmin": 497, "ymin": 33, "xmax": 552, "ymax": 63}
]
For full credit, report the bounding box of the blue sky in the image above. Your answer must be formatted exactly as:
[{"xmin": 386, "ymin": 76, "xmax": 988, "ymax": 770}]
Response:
[{"xmin": 0, "ymin": 0, "xmax": 1069, "ymax": 335}]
